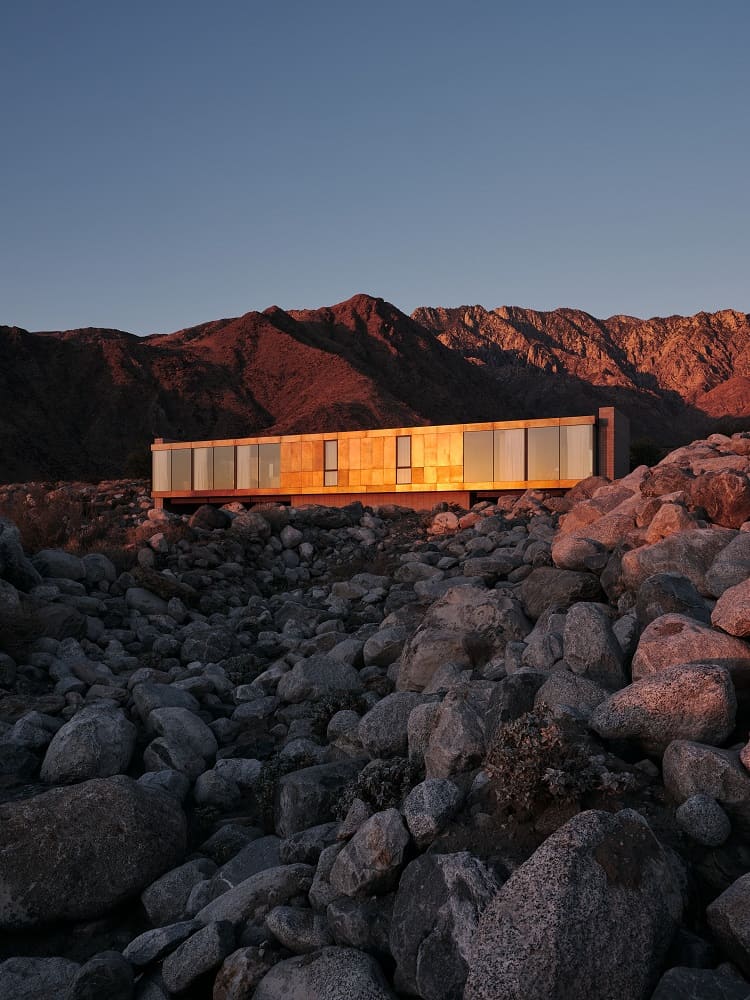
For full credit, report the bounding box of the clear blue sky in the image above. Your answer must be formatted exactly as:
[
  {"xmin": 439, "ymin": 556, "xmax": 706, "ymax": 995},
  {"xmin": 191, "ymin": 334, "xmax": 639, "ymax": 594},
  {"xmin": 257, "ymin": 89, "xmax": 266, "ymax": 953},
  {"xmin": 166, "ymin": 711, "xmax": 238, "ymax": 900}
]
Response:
[{"xmin": 1, "ymin": 0, "xmax": 748, "ymax": 334}]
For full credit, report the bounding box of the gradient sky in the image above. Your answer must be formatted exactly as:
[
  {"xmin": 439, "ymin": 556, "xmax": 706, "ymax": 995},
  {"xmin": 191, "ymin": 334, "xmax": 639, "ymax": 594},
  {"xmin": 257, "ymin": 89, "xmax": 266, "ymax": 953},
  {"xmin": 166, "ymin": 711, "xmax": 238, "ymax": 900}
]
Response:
[{"xmin": 1, "ymin": 0, "xmax": 748, "ymax": 334}]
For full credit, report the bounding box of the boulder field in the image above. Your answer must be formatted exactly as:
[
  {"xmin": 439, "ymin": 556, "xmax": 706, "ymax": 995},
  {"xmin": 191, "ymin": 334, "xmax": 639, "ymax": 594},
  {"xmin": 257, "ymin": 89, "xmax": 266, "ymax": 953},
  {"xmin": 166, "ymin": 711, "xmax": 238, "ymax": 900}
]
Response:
[{"xmin": 3, "ymin": 431, "xmax": 750, "ymax": 997}]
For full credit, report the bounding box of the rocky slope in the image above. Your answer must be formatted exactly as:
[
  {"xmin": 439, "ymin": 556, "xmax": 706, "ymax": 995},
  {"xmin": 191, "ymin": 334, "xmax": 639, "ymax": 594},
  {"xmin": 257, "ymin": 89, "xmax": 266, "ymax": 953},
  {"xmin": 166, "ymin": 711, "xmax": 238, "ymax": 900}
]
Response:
[
  {"xmin": 3, "ymin": 434, "xmax": 750, "ymax": 996},
  {"xmin": 3, "ymin": 295, "xmax": 750, "ymax": 482}
]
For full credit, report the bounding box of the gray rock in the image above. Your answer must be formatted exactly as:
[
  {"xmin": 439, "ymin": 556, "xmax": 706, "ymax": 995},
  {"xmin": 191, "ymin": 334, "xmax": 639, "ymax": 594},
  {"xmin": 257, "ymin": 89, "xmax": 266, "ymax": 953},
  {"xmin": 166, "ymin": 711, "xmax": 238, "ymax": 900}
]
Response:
[
  {"xmin": 122, "ymin": 920, "xmax": 200, "ymax": 966},
  {"xmin": 252, "ymin": 947, "xmax": 396, "ymax": 1000},
  {"xmin": 146, "ymin": 706, "xmax": 218, "ymax": 760},
  {"xmin": 620, "ymin": 528, "xmax": 737, "ymax": 597},
  {"xmin": 563, "ymin": 602, "xmax": 627, "ymax": 689},
  {"xmin": 32, "ymin": 548, "xmax": 85, "ymax": 581},
  {"xmin": 195, "ymin": 864, "xmax": 314, "ymax": 927},
  {"xmin": 81, "ymin": 552, "xmax": 117, "ymax": 585},
  {"xmin": 132, "ymin": 682, "xmax": 199, "ymax": 720},
  {"xmin": 650, "ymin": 966, "xmax": 750, "ymax": 1000},
  {"xmin": 590, "ymin": 664, "xmax": 736, "ymax": 753},
  {"xmin": 125, "ymin": 587, "xmax": 168, "ymax": 616},
  {"xmin": 398, "ymin": 586, "xmax": 531, "ymax": 692},
  {"xmin": 363, "ymin": 626, "xmax": 408, "ymax": 667},
  {"xmin": 402, "ymin": 779, "xmax": 462, "ymax": 848},
  {"xmin": 279, "ymin": 824, "xmax": 338, "ymax": 865},
  {"xmin": 706, "ymin": 532, "xmax": 750, "ymax": 597},
  {"xmin": 0, "ymin": 517, "xmax": 42, "ymax": 590},
  {"xmin": 275, "ymin": 760, "xmax": 363, "ymax": 837},
  {"xmin": 520, "ymin": 567, "xmax": 603, "ymax": 620},
  {"xmin": 265, "ymin": 906, "xmax": 332, "ymax": 953},
  {"xmin": 309, "ymin": 843, "xmax": 345, "ymax": 910},
  {"xmin": 675, "ymin": 794, "xmax": 731, "ymax": 846},
  {"xmin": 212, "ymin": 947, "xmax": 274, "ymax": 1000},
  {"xmin": 424, "ymin": 682, "xmax": 494, "ymax": 778},
  {"xmin": 276, "ymin": 655, "xmax": 363, "ymax": 703},
  {"xmin": 0, "ymin": 956, "xmax": 80, "ymax": 1000},
  {"xmin": 635, "ymin": 572, "xmax": 711, "ymax": 626},
  {"xmin": 0, "ymin": 776, "xmax": 186, "ymax": 929},
  {"xmin": 407, "ymin": 701, "xmax": 442, "ymax": 768},
  {"xmin": 212, "ymin": 835, "xmax": 282, "ymax": 890},
  {"xmin": 143, "ymin": 737, "xmax": 206, "ymax": 780},
  {"xmin": 180, "ymin": 629, "xmax": 233, "ymax": 664},
  {"xmin": 391, "ymin": 851, "xmax": 498, "ymax": 1000},
  {"xmin": 137, "ymin": 769, "xmax": 191, "ymax": 802},
  {"xmin": 329, "ymin": 808, "xmax": 409, "ymax": 898},
  {"xmin": 713, "ymin": 579, "xmax": 750, "ymax": 637},
  {"xmin": 632, "ymin": 613, "xmax": 750, "ymax": 691},
  {"xmin": 707, "ymin": 873, "xmax": 750, "ymax": 979},
  {"xmin": 66, "ymin": 951, "xmax": 133, "ymax": 1000},
  {"xmin": 663, "ymin": 740, "xmax": 750, "ymax": 834},
  {"xmin": 141, "ymin": 858, "xmax": 216, "ymax": 926},
  {"xmin": 359, "ymin": 692, "xmax": 433, "ymax": 758},
  {"xmin": 40, "ymin": 706, "xmax": 136, "ymax": 784},
  {"xmin": 533, "ymin": 670, "xmax": 610, "ymax": 719},
  {"xmin": 161, "ymin": 921, "xmax": 235, "ymax": 994},
  {"xmin": 326, "ymin": 896, "xmax": 393, "ymax": 958},
  {"xmin": 464, "ymin": 809, "xmax": 684, "ymax": 1000},
  {"xmin": 230, "ymin": 511, "xmax": 272, "ymax": 542}
]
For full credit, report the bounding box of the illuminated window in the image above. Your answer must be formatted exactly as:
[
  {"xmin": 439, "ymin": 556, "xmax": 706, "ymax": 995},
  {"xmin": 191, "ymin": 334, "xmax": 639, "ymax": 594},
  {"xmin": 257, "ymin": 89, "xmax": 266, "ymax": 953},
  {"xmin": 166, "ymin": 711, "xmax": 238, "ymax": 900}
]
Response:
[
  {"xmin": 152, "ymin": 450, "xmax": 171, "ymax": 491},
  {"xmin": 324, "ymin": 440, "xmax": 338, "ymax": 486},
  {"xmin": 560, "ymin": 424, "xmax": 594, "ymax": 479},
  {"xmin": 494, "ymin": 428, "xmax": 526, "ymax": 482},
  {"xmin": 396, "ymin": 435, "xmax": 411, "ymax": 484},
  {"xmin": 527, "ymin": 426, "xmax": 560, "ymax": 480},
  {"xmin": 259, "ymin": 443, "xmax": 281, "ymax": 488},
  {"xmin": 171, "ymin": 448, "xmax": 192, "ymax": 491},
  {"xmin": 193, "ymin": 447, "xmax": 213, "ymax": 490},
  {"xmin": 463, "ymin": 430, "xmax": 493, "ymax": 481},
  {"xmin": 213, "ymin": 446, "xmax": 236, "ymax": 490},
  {"xmin": 237, "ymin": 445, "xmax": 259, "ymax": 489}
]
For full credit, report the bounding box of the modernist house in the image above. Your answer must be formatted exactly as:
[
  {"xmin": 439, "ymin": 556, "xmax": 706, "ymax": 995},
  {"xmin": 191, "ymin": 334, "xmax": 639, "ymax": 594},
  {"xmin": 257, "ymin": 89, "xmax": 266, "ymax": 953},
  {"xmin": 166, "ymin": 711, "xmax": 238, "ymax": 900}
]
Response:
[{"xmin": 151, "ymin": 406, "xmax": 629, "ymax": 511}]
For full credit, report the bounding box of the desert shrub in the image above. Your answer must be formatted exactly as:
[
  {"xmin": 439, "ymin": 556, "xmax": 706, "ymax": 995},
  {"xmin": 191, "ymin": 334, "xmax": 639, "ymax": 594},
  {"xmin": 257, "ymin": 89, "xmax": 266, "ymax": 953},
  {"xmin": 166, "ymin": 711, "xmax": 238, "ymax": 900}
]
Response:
[
  {"xmin": 335, "ymin": 757, "xmax": 423, "ymax": 819},
  {"xmin": 255, "ymin": 751, "xmax": 321, "ymax": 830},
  {"xmin": 308, "ymin": 690, "xmax": 374, "ymax": 741},
  {"xmin": 484, "ymin": 710, "xmax": 634, "ymax": 818}
]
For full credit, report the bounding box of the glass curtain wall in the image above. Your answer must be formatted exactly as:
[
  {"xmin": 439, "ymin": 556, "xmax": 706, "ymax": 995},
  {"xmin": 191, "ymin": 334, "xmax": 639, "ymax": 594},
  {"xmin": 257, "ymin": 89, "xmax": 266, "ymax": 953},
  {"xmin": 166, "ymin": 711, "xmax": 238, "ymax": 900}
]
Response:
[
  {"xmin": 527, "ymin": 426, "xmax": 560, "ymax": 480},
  {"xmin": 152, "ymin": 450, "xmax": 171, "ymax": 491},
  {"xmin": 560, "ymin": 425, "xmax": 594, "ymax": 479},
  {"xmin": 213, "ymin": 446, "xmax": 236, "ymax": 490},
  {"xmin": 494, "ymin": 428, "xmax": 526, "ymax": 482},
  {"xmin": 258, "ymin": 444, "xmax": 281, "ymax": 488},
  {"xmin": 171, "ymin": 448, "xmax": 192, "ymax": 490},
  {"xmin": 463, "ymin": 430, "xmax": 494, "ymax": 481},
  {"xmin": 193, "ymin": 447, "xmax": 213, "ymax": 490},
  {"xmin": 237, "ymin": 445, "xmax": 260, "ymax": 489}
]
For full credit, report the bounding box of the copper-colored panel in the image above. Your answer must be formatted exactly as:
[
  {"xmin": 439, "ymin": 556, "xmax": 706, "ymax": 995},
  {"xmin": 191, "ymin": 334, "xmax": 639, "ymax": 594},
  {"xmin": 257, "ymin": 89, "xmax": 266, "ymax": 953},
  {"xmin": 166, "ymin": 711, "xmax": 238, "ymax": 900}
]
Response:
[
  {"xmin": 423, "ymin": 466, "xmax": 437, "ymax": 483},
  {"xmin": 423, "ymin": 433, "xmax": 437, "ymax": 466},
  {"xmin": 437, "ymin": 434, "xmax": 451, "ymax": 466},
  {"xmin": 349, "ymin": 469, "xmax": 361, "ymax": 486},
  {"xmin": 285, "ymin": 441, "xmax": 302, "ymax": 471},
  {"xmin": 383, "ymin": 437, "xmax": 396, "ymax": 470},
  {"xmin": 371, "ymin": 437, "xmax": 384, "ymax": 468},
  {"xmin": 312, "ymin": 441, "xmax": 324, "ymax": 470},
  {"xmin": 349, "ymin": 438, "xmax": 361, "ymax": 469},
  {"xmin": 361, "ymin": 438, "xmax": 373, "ymax": 468},
  {"xmin": 450, "ymin": 432, "xmax": 463, "ymax": 465},
  {"xmin": 338, "ymin": 469, "xmax": 349, "ymax": 488},
  {"xmin": 338, "ymin": 438, "xmax": 349, "ymax": 469},
  {"xmin": 436, "ymin": 465, "xmax": 451, "ymax": 482},
  {"xmin": 450, "ymin": 465, "xmax": 463, "ymax": 480},
  {"xmin": 411, "ymin": 467, "xmax": 424, "ymax": 484},
  {"xmin": 301, "ymin": 441, "xmax": 314, "ymax": 472}
]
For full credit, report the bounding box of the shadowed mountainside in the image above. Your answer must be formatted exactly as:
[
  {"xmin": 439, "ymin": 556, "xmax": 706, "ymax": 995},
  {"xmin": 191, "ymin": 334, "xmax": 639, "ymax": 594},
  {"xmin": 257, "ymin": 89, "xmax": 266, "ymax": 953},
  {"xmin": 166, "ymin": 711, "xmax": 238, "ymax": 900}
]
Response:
[{"xmin": 1, "ymin": 294, "xmax": 748, "ymax": 481}]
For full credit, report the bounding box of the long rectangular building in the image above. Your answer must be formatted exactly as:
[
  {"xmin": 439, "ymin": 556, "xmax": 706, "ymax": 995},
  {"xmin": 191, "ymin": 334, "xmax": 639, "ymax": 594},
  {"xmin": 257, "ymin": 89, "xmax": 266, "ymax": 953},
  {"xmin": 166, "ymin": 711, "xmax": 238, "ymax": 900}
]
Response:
[{"xmin": 151, "ymin": 406, "xmax": 628, "ymax": 511}]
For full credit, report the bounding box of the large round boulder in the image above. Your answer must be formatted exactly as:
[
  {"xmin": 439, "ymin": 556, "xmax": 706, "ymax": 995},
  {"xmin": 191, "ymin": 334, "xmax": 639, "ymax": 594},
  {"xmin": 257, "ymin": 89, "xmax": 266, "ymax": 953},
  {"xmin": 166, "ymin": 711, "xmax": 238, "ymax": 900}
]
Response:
[
  {"xmin": 40, "ymin": 706, "xmax": 137, "ymax": 784},
  {"xmin": 0, "ymin": 776, "xmax": 186, "ymax": 928}
]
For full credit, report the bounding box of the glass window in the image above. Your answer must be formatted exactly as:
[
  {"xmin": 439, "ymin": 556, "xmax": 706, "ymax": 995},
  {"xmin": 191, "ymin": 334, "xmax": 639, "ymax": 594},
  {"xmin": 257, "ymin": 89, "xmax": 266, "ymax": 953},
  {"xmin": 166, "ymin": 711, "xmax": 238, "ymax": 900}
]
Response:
[
  {"xmin": 171, "ymin": 448, "xmax": 192, "ymax": 491},
  {"xmin": 324, "ymin": 440, "xmax": 338, "ymax": 486},
  {"xmin": 259, "ymin": 443, "xmax": 281, "ymax": 489},
  {"xmin": 236, "ymin": 445, "xmax": 259, "ymax": 489},
  {"xmin": 193, "ymin": 447, "xmax": 213, "ymax": 490},
  {"xmin": 463, "ymin": 430, "xmax": 494, "ymax": 482},
  {"xmin": 527, "ymin": 426, "xmax": 560, "ymax": 480},
  {"xmin": 152, "ymin": 450, "xmax": 171, "ymax": 491},
  {"xmin": 494, "ymin": 428, "xmax": 525, "ymax": 482},
  {"xmin": 560, "ymin": 424, "xmax": 594, "ymax": 479},
  {"xmin": 396, "ymin": 435, "xmax": 411, "ymax": 484},
  {"xmin": 213, "ymin": 446, "xmax": 235, "ymax": 490}
]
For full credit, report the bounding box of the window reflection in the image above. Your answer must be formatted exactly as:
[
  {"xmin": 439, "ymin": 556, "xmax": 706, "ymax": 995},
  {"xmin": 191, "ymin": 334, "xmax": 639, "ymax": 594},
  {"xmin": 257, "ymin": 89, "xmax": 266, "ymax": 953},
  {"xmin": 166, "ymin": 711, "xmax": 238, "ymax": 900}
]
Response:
[
  {"xmin": 463, "ymin": 430, "xmax": 494, "ymax": 481},
  {"xmin": 527, "ymin": 426, "xmax": 560, "ymax": 479},
  {"xmin": 237, "ymin": 445, "xmax": 259, "ymax": 489},
  {"xmin": 396, "ymin": 435, "xmax": 411, "ymax": 484},
  {"xmin": 213, "ymin": 446, "xmax": 235, "ymax": 490},
  {"xmin": 152, "ymin": 450, "xmax": 171, "ymax": 491},
  {"xmin": 560, "ymin": 425, "xmax": 594, "ymax": 479},
  {"xmin": 324, "ymin": 440, "xmax": 338, "ymax": 487},
  {"xmin": 193, "ymin": 447, "xmax": 213, "ymax": 490},
  {"xmin": 494, "ymin": 428, "xmax": 525, "ymax": 481},
  {"xmin": 171, "ymin": 448, "xmax": 192, "ymax": 491},
  {"xmin": 259, "ymin": 443, "xmax": 281, "ymax": 488}
]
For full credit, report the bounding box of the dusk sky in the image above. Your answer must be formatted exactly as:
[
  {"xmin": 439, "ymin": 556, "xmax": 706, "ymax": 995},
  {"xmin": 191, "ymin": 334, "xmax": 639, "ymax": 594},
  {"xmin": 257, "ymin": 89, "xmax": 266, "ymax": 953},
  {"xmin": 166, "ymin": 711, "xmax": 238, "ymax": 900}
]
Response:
[{"xmin": 2, "ymin": 1, "xmax": 748, "ymax": 335}]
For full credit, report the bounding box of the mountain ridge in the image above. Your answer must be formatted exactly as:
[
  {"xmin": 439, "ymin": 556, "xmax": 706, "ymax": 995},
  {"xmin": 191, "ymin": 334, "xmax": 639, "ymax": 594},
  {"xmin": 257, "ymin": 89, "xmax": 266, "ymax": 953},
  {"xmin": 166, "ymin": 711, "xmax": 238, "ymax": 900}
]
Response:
[{"xmin": 1, "ymin": 294, "xmax": 749, "ymax": 482}]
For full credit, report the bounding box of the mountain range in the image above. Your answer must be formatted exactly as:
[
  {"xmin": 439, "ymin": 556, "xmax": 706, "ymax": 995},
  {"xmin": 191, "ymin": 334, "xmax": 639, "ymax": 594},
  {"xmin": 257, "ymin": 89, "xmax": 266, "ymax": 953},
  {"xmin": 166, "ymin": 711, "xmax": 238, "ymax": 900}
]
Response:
[{"xmin": 1, "ymin": 294, "xmax": 749, "ymax": 481}]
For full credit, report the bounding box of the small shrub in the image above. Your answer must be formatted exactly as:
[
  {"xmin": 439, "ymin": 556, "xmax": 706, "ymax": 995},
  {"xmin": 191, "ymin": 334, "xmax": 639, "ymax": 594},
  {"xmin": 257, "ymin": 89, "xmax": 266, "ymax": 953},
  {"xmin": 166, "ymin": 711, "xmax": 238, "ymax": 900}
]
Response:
[
  {"xmin": 308, "ymin": 690, "xmax": 374, "ymax": 741},
  {"xmin": 335, "ymin": 757, "xmax": 423, "ymax": 819},
  {"xmin": 484, "ymin": 709, "xmax": 634, "ymax": 818}
]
